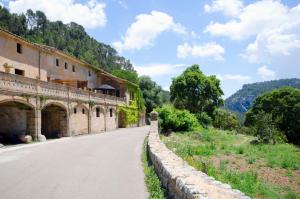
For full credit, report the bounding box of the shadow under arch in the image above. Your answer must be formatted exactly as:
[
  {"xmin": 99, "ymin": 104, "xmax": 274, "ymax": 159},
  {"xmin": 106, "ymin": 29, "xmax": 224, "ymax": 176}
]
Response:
[
  {"xmin": 41, "ymin": 102, "xmax": 68, "ymax": 139},
  {"xmin": 0, "ymin": 99, "xmax": 35, "ymax": 144}
]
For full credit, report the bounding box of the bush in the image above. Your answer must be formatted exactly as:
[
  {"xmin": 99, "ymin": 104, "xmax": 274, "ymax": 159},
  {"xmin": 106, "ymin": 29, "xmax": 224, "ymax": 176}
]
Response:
[
  {"xmin": 155, "ymin": 104, "xmax": 199, "ymax": 133},
  {"xmin": 196, "ymin": 112, "xmax": 212, "ymax": 128},
  {"xmin": 212, "ymin": 108, "xmax": 239, "ymax": 131},
  {"xmin": 252, "ymin": 112, "xmax": 286, "ymax": 144}
]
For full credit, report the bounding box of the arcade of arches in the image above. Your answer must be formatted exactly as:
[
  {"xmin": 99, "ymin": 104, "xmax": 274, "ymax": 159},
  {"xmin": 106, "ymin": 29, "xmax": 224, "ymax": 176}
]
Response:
[{"xmin": 0, "ymin": 97, "xmax": 119, "ymax": 145}]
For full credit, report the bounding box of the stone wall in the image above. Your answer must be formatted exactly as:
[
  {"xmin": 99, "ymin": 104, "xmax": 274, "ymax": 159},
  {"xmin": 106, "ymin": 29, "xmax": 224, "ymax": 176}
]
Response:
[{"xmin": 147, "ymin": 112, "xmax": 250, "ymax": 199}]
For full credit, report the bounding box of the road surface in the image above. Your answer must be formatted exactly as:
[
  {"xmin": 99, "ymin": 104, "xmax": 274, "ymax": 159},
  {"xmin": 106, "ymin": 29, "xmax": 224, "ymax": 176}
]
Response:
[{"xmin": 0, "ymin": 126, "xmax": 149, "ymax": 199}]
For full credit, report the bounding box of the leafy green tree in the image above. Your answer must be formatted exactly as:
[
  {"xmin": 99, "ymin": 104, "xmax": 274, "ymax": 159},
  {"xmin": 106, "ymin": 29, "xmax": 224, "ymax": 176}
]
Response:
[
  {"xmin": 212, "ymin": 108, "xmax": 239, "ymax": 130},
  {"xmin": 245, "ymin": 87, "xmax": 300, "ymax": 145},
  {"xmin": 170, "ymin": 65, "xmax": 223, "ymax": 116},
  {"xmin": 112, "ymin": 69, "xmax": 139, "ymax": 84},
  {"xmin": 139, "ymin": 76, "xmax": 169, "ymax": 114}
]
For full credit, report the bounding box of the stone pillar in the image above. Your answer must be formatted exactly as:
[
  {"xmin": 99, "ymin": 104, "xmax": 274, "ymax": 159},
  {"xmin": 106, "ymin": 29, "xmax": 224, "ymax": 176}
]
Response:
[
  {"xmin": 104, "ymin": 105, "xmax": 107, "ymax": 132},
  {"xmin": 88, "ymin": 106, "xmax": 92, "ymax": 134},
  {"xmin": 60, "ymin": 110, "xmax": 68, "ymax": 137},
  {"xmin": 150, "ymin": 111, "xmax": 158, "ymax": 121}
]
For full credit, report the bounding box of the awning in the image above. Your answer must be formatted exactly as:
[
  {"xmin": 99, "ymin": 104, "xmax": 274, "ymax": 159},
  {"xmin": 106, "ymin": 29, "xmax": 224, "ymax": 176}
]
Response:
[{"xmin": 96, "ymin": 84, "xmax": 116, "ymax": 90}]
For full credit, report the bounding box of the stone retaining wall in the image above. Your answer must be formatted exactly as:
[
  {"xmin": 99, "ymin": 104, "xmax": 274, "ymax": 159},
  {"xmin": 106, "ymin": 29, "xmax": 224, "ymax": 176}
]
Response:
[{"xmin": 147, "ymin": 114, "xmax": 251, "ymax": 199}]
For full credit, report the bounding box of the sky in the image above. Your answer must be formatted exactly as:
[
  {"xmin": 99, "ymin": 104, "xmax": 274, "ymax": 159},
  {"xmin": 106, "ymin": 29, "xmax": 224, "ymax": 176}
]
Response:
[{"xmin": 2, "ymin": 0, "xmax": 300, "ymax": 98}]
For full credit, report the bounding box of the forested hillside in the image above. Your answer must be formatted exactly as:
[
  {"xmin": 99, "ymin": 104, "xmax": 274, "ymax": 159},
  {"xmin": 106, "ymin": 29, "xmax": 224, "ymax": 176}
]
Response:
[
  {"xmin": 225, "ymin": 78, "xmax": 300, "ymax": 115},
  {"xmin": 0, "ymin": 6, "xmax": 133, "ymax": 73}
]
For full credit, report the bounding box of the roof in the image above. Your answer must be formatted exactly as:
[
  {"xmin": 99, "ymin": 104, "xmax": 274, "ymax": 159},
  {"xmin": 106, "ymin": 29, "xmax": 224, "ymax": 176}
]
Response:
[{"xmin": 0, "ymin": 27, "xmax": 138, "ymax": 88}]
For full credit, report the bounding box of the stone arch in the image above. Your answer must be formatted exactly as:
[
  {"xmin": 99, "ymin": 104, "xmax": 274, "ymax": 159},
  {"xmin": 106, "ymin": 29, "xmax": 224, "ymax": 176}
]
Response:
[
  {"xmin": 41, "ymin": 103, "xmax": 68, "ymax": 139},
  {"xmin": 69, "ymin": 103, "xmax": 89, "ymax": 136},
  {"xmin": 0, "ymin": 99, "xmax": 35, "ymax": 144},
  {"xmin": 41, "ymin": 101, "xmax": 68, "ymax": 112},
  {"xmin": 91, "ymin": 105, "xmax": 105, "ymax": 133}
]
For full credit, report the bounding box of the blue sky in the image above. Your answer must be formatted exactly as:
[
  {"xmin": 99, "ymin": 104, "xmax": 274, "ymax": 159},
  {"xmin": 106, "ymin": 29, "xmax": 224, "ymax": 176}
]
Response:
[{"xmin": 2, "ymin": 0, "xmax": 300, "ymax": 97}]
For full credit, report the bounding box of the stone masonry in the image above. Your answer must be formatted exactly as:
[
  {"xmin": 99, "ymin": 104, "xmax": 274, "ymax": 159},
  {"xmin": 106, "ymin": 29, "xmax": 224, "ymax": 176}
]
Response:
[{"xmin": 147, "ymin": 111, "xmax": 251, "ymax": 199}]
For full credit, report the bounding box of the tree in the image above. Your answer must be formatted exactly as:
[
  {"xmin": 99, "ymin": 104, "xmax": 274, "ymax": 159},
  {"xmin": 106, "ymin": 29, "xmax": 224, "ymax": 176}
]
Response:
[
  {"xmin": 112, "ymin": 69, "xmax": 139, "ymax": 84},
  {"xmin": 170, "ymin": 65, "xmax": 223, "ymax": 116},
  {"xmin": 139, "ymin": 76, "xmax": 169, "ymax": 114},
  {"xmin": 245, "ymin": 87, "xmax": 300, "ymax": 145}
]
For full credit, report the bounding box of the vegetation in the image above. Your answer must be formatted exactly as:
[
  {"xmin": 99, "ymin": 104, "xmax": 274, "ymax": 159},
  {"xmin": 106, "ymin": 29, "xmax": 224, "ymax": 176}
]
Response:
[
  {"xmin": 212, "ymin": 108, "xmax": 239, "ymax": 131},
  {"xmin": 155, "ymin": 104, "xmax": 199, "ymax": 133},
  {"xmin": 112, "ymin": 69, "xmax": 139, "ymax": 84},
  {"xmin": 0, "ymin": 7, "xmax": 133, "ymax": 73},
  {"xmin": 142, "ymin": 138, "xmax": 166, "ymax": 199},
  {"xmin": 245, "ymin": 87, "xmax": 300, "ymax": 145},
  {"xmin": 225, "ymin": 78, "xmax": 300, "ymax": 115},
  {"xmin": 139, "ymin": 76, "xmax": 170, "ymax": 115},
  {"xmin": 162, "ymin": 129, "xmax": 300, "ymax": 198},
  {"xmin": 170, "ymin": 65, "xmax": 223, "ymax": 116}
]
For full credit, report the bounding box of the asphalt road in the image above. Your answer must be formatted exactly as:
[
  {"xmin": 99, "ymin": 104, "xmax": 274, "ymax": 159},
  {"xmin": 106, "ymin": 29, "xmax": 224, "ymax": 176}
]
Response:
[{"xmin": 0, "ymin": 126, "xmax": 149, "ymax": 199}]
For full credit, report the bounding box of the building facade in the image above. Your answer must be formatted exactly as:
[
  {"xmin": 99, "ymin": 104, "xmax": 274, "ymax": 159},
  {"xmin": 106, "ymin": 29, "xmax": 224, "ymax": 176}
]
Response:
[{"xmin": 0, "ymin": 28, "xmax": 142, "ymax": 143}]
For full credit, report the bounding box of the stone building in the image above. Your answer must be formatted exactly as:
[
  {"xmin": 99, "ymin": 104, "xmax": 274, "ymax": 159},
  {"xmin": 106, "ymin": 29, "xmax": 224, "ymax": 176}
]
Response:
[{"xmin": 0, "ymin": 28, "xmax": 143, "ymax": 143}]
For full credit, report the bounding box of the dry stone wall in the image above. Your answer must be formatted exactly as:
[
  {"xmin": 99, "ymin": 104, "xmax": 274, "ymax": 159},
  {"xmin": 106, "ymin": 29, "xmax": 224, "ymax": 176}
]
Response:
[{"xmin": 147, "ymin": 112, "xmax": 251, "ymax": 199}]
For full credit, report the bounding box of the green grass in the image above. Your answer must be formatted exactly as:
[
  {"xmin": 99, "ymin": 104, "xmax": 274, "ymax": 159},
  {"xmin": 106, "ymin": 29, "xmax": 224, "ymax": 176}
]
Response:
[
  {"xmin": 142, "ymin": 138, "xmax": 166, "ymax": 199},
  {"xmin": 162, "ymin": 128, "xmax": 300, "ymax": 199}
]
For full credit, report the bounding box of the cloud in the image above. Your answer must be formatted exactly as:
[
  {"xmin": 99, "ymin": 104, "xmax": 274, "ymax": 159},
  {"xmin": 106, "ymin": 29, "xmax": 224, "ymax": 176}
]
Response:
[
  {"xmin": 205, "ymin": 1, "xmax": 300, "ymax": 65},
  {"xmin": 8, "ymin": 0, "xmax": 107, "ymax": 29},
  {"xmin": 257, "ymin": 65, "xmax": 276, "ymax": 80},
  {"xmin": 112, "ymin": 11, "xmax": 187, "ymax": 52},
  {"xmin": 177, "ymin": 42, "xmax": 225, "ymax": 60},
  {"xmin": 217, "ymin": 74, "xmax": 251, "ymax": 83},
  {"xmin": 135, "ymin": 63, "xmax": 185, "ymax": 77},
  {"xmin": 204, "ymin": 0, "xmax": 243, "ymax": 17}
]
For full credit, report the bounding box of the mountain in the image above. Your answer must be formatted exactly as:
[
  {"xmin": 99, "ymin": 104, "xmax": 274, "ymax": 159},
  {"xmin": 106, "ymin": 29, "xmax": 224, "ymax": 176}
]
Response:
[
  {"xmin": 225, "ymin": 78, "xmax": 300, "ymax": 115},
  {"xmin": 0, "ymin": 7, "xmax": 134, "ymax": 73}
]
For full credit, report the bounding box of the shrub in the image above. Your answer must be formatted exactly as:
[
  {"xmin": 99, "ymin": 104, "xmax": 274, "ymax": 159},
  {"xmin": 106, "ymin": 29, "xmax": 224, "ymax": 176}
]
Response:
[
  {"xmin": 212, "ymin": 108, "xmax": 239, "ymax": 131},
  {"xmin": 252, "ymin": 112, "xmax": 286, "ymax": 144},
  {"xmin": 196, "ymin": 112, "xmax": 212, "ymax": 128},
  {"xmin": 155, "ymin": 104, "xmax": 199, "ymax": 133}
]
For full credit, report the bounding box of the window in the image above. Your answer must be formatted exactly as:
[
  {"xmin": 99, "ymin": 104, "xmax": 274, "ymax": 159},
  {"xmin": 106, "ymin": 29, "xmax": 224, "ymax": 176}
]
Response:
[
  {"xmin": 110, "ymin": 108, "xmax": 113, "ymax": 117},
  {"xmin": 65, "ymin": 62, "xmax": 68, "ymax": 70},
  {"xmin": 56, "ymin": 59, "xmax": 59, "ymax": 66},
  {"xmin": 96, "ymin": 108, "xmax": 100, "ymax": 117},
  {"xmin": 82, "ymin": 108, "xmax": 85, "ymax": 114},
  {"xmin": 74, "ymin": 108, "xmax": 77, "ymax": 114},
  {"xmin": 88, "ymin": 70, "xmax": 91, "ymax": 77},
  {"xmin": 72, "ymin": 65, "xmax": 75, "ymax": 72},
  {"xmin": 17, "ymin": 43, "xmax": 22, "ymax": 54},
  {"xmin": 15, "ymin": 69, "xmax": 24, "ymax": 76}
]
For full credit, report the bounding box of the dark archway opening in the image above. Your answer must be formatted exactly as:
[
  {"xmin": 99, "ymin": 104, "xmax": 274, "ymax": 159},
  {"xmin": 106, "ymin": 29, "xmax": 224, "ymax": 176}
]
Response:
[
  {"xmin": 118, "ymin": 110, "xmax": 126, "ymax": 128},
  {"xmin": 42, "ymin": 104, "xmax": 67, "ymax": 139},
  {"xmin": 0, "ymin": 101, "xmax": 35, "ymax": 144}
]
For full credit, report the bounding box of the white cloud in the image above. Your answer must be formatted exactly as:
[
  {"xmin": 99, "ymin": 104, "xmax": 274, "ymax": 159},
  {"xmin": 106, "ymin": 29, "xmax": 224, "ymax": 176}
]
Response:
[
  {"xmin": 217, "ymin": 74, "xmax": 251, "ymax": 83},
  {"xmin": 135, "ymin": 63, "xmax": 185, "ymax": 77},
  {"xmin": 204, "ymin": 0, "xmax": 243, "ymax": 17},
  {"xmin": 205, "ymin": 1, "xmax": 300, "ymax": 64},
  {"xmin": 113, "ymin": 11, "xmax": 187, "ymax": 52},
  {"xmin": 177, "ymin": 42, "xmax": 225, "ymax": 60},
  {"xmin": 8, "ymin": 0, "xmax": 107, "ymax": 29},
  {"xmin": 257, "ymin": 65, "xmax": 276, "ymax": 80}
]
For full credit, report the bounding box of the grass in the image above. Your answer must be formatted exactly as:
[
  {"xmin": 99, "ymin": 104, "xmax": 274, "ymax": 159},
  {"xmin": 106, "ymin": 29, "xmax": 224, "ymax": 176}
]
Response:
[
  {"xmin": 162, "ymin": 128, "xmax": 300, "ymax": 199},
  {"xmin": 142, "ymin": 138, "xmax": 166, "ymax": 199}
]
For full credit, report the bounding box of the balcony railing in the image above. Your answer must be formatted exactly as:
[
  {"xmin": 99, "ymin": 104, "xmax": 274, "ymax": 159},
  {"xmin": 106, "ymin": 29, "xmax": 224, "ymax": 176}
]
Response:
[{"xmin": 0, "ymin": 72, "xmax": 126, "ymax": 105}]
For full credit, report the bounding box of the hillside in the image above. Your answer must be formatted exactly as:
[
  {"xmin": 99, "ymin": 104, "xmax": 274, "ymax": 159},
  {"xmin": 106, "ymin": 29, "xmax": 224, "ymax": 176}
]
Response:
[
  {"xmin": 225, "ymin": 78, "xmax": 300, "ymax": 114},
  {"xmin": 0, "ymin": 6, "xmax": 133, "ymax": 73}
]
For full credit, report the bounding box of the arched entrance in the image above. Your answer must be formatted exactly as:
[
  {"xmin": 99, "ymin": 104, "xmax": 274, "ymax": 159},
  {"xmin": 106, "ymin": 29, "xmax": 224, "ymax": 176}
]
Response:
[
  {"xmin": 41, "ymin": 104, "xmax": 68, "ymax": 139},
  {"xmin": 0, "ymin": 100, "xmax": 35, "ymax": 144},
  {"xmin": 118, "ymin": 110, "xmax": 126, "ymax": 128}
]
